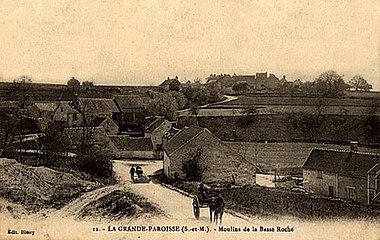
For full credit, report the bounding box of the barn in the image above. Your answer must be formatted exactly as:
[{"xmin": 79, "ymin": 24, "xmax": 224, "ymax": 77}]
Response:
[{"xmin": 163, "ymin": 126, "xmax": 256, "ymax": 185}]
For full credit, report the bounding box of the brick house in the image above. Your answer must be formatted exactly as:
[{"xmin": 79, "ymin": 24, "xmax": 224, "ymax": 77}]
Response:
[
  {"xmin": 109, "ymin": 135, "xmax": 155, "ymax": 159},
  {"xmin": 144, "ymin": 116, "xmax": 173, "ymax": 151},
  {"xmin": 303, "ymin": 148, "xmax": 380, "ymax": 205},
  {"xmin": 163, "ymin": 126, "xmax": 256, "ymax": 185}
]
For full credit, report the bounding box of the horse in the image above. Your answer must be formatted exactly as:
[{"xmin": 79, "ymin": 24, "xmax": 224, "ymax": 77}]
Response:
[{"xmin": 209, "ymin": 196, "xmax": 224, "ymax": 225}]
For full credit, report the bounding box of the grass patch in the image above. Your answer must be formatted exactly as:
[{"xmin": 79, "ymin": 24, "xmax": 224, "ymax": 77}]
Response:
[{"xmin": 151, "ymin": 170, "xmax": 380, "ymax": 220}]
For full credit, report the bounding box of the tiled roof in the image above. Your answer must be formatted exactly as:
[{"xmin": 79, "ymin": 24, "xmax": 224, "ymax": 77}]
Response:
[
  {"xmin": 159, "ymin": 78, "xmax": 180, "ymax": 87},
  {"xmin": 33, "ymin": 101, "xmax": 78, "ymax": 113},
  {"xmin": 88, "ymin": 116, "xmax": 107, "ymax": 127},
  {"xmin": 163, "ymin": 126, "xmax": 205, "ymax": 156},
  {"xmin": 144, "ymin": 116, "xmax": 165, "ymax": 133},
  {"xmin": 34, "ymin": 102, "xmax": 58, "ymax": 112},
  {"xmin": 303, "ymin": 148, "xmax": 380, "ymax": 178},
  {"xmin": 113, "ymin": 95, "xmax": 145, "ymax": 111},
  {"xmin": 0, "ymin": 101, "xmax": 19, "ymax": 109},
  {"xmin": 78, "ymin": 98, "xmax": 119, "ymax": 114},
  {"xmin": 57, "ymin": 101, "xmax": 78, "ymax": 114},
  {"xmin": 109, "ymin": 135, "xmax": 153, "ymax": 151}
]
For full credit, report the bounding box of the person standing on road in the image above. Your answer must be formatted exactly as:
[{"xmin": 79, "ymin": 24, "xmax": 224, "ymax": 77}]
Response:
[{"xmin": 129, "ymin": 165, "xmax": 135, "ymax": 180}]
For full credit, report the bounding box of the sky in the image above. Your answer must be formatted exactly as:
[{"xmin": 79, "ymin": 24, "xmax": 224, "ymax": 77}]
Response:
[{"xmin": 0, "ymin": 0, "xmax": 379, "ymax": 89}]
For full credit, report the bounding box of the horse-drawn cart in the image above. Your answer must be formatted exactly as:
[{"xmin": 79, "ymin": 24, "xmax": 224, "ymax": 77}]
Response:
[
  {"xmin": 132, "ymin": 174, "xmax": 151, "ymax": 183},
  {"xmin": 192, "ymin": 187, "xmax": 219, "ymax": 220},
  {"xmin": 192, "ymin": 195, "xmax": 209, "ymax": 219}
]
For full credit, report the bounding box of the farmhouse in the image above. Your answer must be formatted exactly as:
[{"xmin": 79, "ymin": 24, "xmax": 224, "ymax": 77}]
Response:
[
  {"xmin": 113, "ymin": 94, "xmax": 146, "ymax": 124},
  {"xmin": 159, "ymin": 76, "xmax": 182, "ymax": 92},
  {"xmin": 210, "ymin": 72, "xmax": 283, "ymax": 92},
  {"xmin": 109, "ymin": 135, "xmax": 155, "ymax": 159},
  {"xmin": 144, "ymin": 116, "xmax": 172, "ymax": 151},
  {"xmin": 303, "ymin": 147, "xmax": 380, "ymax": 205},
  {"xmin": 28, "ymin": 101, "xmax": 81, "ymax": 129},
  {"xmin": 163, "ymin": 126, "xmax": 256, "ymax": 185}
]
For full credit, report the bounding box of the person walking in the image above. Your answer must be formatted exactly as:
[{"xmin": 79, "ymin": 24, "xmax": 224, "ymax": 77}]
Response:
[
  {"xmin": 136, "ymin": 166, "xmax": 143, "ymax": 178},
  {"xmin": 129, "ymin": 165, "xmax": 135, "ymax": 181}
]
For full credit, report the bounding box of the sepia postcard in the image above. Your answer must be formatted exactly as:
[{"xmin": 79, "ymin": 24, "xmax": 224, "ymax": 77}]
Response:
[{"xmin": 0, "ymin": 0, "xmax": 379, "ymax": 239}]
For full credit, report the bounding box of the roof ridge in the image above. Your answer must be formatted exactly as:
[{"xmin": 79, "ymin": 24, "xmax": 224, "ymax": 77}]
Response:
[
  {"xmin": 166, "ymin": 127, "xmax": 205, "ymax": 156},
  {"xmin": 368, "ymin": 163, "xmax": 379, "ymax": 174},
  {"xmin": 79, "ymin": 97, "xmax": 113, "ymax": 100},
  {"xmin": 313, "ymin": 147, "xmax": 380, "ymax": 156}
]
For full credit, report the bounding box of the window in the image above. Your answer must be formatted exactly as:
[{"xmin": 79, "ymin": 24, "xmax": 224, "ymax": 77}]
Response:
[
  {"xmin": 346, "ymin": 187, "xmax": 355, "ymax": 200},
  {"xmin": 369, "ymin": 189, "xmax": 375, "ymax": 203},
  {"xmin": 317, "ymin": 170, "xmax": 323, "ymax": 179},
  {"xmin": 328, "ymin": 186, "xmax": 334, "ymax": 197}
]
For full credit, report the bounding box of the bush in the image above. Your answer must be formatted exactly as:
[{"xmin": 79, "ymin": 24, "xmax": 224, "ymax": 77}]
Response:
[
  {"xmin": 182, "ymin": 148, "xmax": 206, "ymax": 181},
  {"xmin": 76, "ymin": 150, "xmax": 115, "ymax": 184}
]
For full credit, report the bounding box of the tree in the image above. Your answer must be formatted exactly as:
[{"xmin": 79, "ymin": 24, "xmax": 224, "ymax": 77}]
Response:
[
  {"xmin": 314, "ymin": 98, "xmax": 328, "ymax": 124},
  {"xmin": 314, "ymin": 71, "xmax": 349, "ymax": 97},
  {"xmin": 40, "ymin": 122, "xmax": 70, "ymax": 166},
  {"xmin": 13, "ymin": 75, "xmax": 32, "ymax": 84},
  {"xmin": 11, "ymin": 75, "xmax": 33, "ymax": 108},
  {"xmin": 168, "ymin": 79, "xmax": 181, "ymax": 91},
  {"xmin": 171, "ymin": 91, "xmax": 187, "ymax": 110},
  {"xmin": 232, "ymin": 82, "xmax": 249, "ymax": 92},
  {"xmin": 348, "ymin": 75, "xmax": 372, "ymax": 91},
  {"xmin": 182, "ymin": 148, "xmax": 206, "ymax": 181},
  {"xmin": 364, "ymin": 99, "xmax": 380, "ymax": 145},
  {"xmin": 146, "ymin": 93, "xmax": 178, "ymax": 120},
  {"xmin": 67, "ymin": 77, "xmax": 80, "ymax": 90},
  {"xmin": 0, "ymin": 113, "xmax": 18, "ymax": 157},
  {"xmin": 82, "ymin": 81, "xmax": 94, "ymax": 90}
]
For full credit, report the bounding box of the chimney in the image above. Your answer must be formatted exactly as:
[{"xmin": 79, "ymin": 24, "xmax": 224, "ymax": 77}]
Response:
[
  {"xmin": 350, "ymin": 141, "xmax": 358, "ymax": 152},
  {"xmin": 167, "ymin": 77, "xmax": 170, "ymax": 80},
  {"xmin": 175, "ymin": 76, "xmax": 178, "ymax": 80}
]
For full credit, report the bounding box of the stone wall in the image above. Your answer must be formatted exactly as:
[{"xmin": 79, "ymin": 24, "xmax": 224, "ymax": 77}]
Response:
[
  {"xmin": 303, "ymin": 169, "xmax": 368, "ymax": 204},
  {"xmin": 167, "ymin": 131, "xmax": 256, "ymax": 185}
]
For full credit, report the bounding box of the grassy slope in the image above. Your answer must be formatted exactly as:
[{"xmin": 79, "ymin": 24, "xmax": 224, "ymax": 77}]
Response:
[{"xmin": 178, "ymin": 114, "xmax": 380, "ymax": 146}]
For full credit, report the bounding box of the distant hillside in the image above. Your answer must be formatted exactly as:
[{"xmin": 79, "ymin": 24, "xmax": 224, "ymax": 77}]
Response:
[
  {"xmin": 0, "ymin": 82, "xmax": 158, "ymax": 101},
  {"xmin": 178, "ymin": 114, "xmax": 380, "ymax": 147}
]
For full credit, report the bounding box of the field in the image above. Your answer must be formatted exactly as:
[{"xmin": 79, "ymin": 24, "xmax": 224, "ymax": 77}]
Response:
[
  {"xmin": 225, "ymin": 142, "xmax": 380, "ymax": 173},
  {"xmin": 179, "ymin": 114, "xmax": 380, "ymax": 146}
]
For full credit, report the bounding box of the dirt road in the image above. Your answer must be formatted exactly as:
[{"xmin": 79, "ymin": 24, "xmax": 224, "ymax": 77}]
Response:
[
  {"xmin": 1, "ymin": 160, "xmax": 380, "ymax": 240},
  {"xmin": 113, "ymin": 160, "xmax": 252, "ymax": 226}
]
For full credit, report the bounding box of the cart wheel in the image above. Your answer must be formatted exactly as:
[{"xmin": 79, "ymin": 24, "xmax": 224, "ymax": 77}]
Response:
[{"xmin": 193, "ymin": 196, "xmax": 200, "ymax": 220}]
